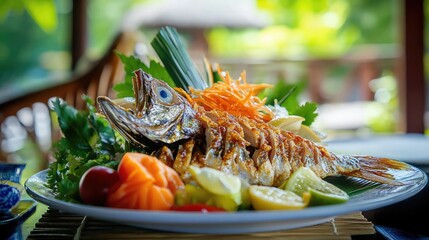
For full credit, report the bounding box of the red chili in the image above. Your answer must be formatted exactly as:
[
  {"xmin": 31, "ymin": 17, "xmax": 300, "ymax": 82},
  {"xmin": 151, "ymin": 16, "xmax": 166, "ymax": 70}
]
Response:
[{"xmin": 170, "ymin": 204, "xmax": 225, "ymax": 212}]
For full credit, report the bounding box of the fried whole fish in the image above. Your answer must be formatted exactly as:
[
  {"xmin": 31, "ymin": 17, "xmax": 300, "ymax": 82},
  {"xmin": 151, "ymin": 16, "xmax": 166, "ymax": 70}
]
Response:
[{"xmin": 97, "ymin": 69, "xmax": 410, "ymax": 186}]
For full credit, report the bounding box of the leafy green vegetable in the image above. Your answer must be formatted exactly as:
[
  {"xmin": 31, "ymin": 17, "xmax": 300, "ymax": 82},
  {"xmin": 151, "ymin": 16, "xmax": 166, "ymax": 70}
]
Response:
[
  {"xmin": 260, "ymin": 79, "xmax": 318, "ymax": 126},
  {"xmin": 324, "ymin": 176, "xmax": 381, "ymax": 196},
  {"xmin": 290, "ymin": 102, "xmax": 319, "ymax": 126},
  {"xmin": 46, "ymin": 97, "xmax": 125, "ymax": 202},
  {"xmin": 113, "ymin": 52, "xmax": 174, "ymax": 98},
  {"xmin": 261, "ymin": 78, "xmax": 302, "ymax": 109},
  {"xmin": 212, "ymin": 69, "xmax": 223, "ymax": 84},
  {"xmin": 151, "ymin": 26, "xmax": 208, "ymax": 92},
  {"xmin": 277, "ymin": 86, "xmax": 297, "ymax": 106}
]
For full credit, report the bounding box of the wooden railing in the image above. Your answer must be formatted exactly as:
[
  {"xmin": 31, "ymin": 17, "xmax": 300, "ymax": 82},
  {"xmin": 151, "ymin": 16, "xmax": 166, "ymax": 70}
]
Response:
[{"xmin": 210, "ymin": 48, "xmax": 399, "ymax": 105}]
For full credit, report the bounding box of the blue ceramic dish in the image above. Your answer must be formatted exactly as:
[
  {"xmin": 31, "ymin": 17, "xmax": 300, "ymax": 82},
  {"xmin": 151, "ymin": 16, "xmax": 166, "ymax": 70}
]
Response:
[
  {"xmin": 0, "ymin": 163, "xmax": 26, "ymax": 183},
  {"xmin": 0, "ymin": 181, "xmax": 23, "ymax": 213},
  {"xmin": 0, "ymin": 163, "xmax": 26, "ymax": 213}
]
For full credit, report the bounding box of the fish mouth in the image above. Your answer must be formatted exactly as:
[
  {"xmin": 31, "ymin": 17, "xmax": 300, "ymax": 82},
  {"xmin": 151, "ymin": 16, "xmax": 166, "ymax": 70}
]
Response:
[
  {"xmin": 97, "ymin": 96, "xmax": 158, "ymax": 148},
  {"xmin": 133, "ymin": 69, "xmax": 152, "ymax": 114}
]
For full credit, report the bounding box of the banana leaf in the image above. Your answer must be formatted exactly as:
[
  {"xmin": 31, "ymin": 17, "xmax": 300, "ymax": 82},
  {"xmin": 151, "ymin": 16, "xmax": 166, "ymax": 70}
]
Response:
[
  {"xmin": 325, "ymin": 176, "xmax": 381, "ymax": 196},
  {"xmin": 151, "ymin": 26, "xmax": 208, "ymax": 92}
]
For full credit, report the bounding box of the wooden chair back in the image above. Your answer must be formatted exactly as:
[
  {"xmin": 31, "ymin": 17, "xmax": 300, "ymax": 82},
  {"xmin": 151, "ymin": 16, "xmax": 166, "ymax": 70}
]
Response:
[{"xmin": 0, "ymin": 31, "xmax": 139, "ymax": 165}]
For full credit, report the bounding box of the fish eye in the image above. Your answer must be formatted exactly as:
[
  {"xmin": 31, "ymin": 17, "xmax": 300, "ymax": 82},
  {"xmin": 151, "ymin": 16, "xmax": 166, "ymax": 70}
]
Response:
[{"xmin": 156, "ymin": 86, "xmax": 173, "ymax": 104}]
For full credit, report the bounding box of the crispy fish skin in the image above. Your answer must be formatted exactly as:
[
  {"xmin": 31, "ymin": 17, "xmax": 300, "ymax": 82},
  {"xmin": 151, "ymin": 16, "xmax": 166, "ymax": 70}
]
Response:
[
  {"xmin": 162, "ymin": 108, "xmax": 359, "ymax": 186},
  {"xmin": 98, "ymin": 69, "xmax": 410, "ymax": 186}
]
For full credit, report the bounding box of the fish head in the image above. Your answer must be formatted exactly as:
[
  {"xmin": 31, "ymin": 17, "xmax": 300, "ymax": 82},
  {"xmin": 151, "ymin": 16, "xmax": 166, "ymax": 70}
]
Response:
[{"xmin": 97, "ymin": 69, "xmax": 201, "ymax": 148}]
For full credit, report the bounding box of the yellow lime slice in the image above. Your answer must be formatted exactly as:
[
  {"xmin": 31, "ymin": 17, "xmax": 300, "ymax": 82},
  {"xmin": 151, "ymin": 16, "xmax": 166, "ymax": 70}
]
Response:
[
  {"xmin": 249, "ymin": 185, "xmax": 310, "ymax": 210},
  {"xmin": 189, "ymin": 166, "xmax": 241, "ymax": 195},
  {"xmin": 282, "ymin": 167, "xmax": 349, "ymax": 206},
  {"xmin": 269, "ymin": 116, "xmax": 304, "ymax": 133},
  {"xmin": 297, "ymin": 125, "xmax": 322, "ymax": 142}
]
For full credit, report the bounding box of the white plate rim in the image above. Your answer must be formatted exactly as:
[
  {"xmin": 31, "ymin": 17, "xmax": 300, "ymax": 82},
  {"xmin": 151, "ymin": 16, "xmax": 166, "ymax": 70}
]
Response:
[{"xmin": 24, "ymin": 166, "xmax": 427, "ymax": 233}]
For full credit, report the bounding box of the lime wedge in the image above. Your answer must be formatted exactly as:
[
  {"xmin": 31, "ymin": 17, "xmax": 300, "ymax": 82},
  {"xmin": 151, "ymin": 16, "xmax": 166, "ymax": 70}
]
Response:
[
  {"xmin": 282, "ymin": 167, "xmax": 349, "ymax": 206},
  {"xmin": 308, "ymin": 187, "xmax": 349, "ymax": 205},
  {"xmin": 249, "ymin": 185, "xmax": 310, "ymax": 210},
  {"xmin": 281, "ymin": 167, "xmax": 319, "ymax": 194},
  {"xmin": 189, "ymin": 166, "xmax": 241, "ymax": 195}
]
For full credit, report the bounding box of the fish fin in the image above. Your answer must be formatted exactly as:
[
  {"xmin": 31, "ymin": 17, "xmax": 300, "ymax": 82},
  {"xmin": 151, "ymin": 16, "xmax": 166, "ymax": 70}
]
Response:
[{"xmin": 344, "ymin": 156, "xmax": 412, "ymax": 185}]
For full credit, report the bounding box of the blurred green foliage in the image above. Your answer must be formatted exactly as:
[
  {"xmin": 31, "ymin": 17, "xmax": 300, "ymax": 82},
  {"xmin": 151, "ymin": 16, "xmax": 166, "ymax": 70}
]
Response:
[
  {"xmin": 0, "ymin": 0, "xmax": 404, "ymax": 86},
  {"xmin": 87, "ymin": 0, "xmax": 148, "ymax": 57},
  {"xmin": 366, "ymin": 74, "xmax": 398, "ymax": 133},
  {"xmin": 0, "ymin": 0, "xmax": 403, "ymax": 85},
  {"xmin": 0, "ymin": 0, "xmax": 65, "ymax": 86},
  {"xmin": 0, "ymin": 0, "xmax": 145, "ymax": 88},
  {"xmin": 0, "ymin": 0, "xmax": 57, "ymax": 32},
  {"xmin": 205, "ymin": 0, "xmax": 407, "ymax": 134},
  {"xmin": 208, "ymin": 0, "xmax": 399, "ymax": 58}
]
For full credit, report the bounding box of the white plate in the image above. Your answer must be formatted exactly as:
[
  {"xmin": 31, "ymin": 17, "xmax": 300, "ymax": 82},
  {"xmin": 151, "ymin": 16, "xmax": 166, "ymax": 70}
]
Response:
[
  {"xmin": 25, "ymin": 167, "xmax": 427, "ymax": 234},
  {"xmin": 325, "ymin": 134, "xmax": 429, "ymax": 165}
]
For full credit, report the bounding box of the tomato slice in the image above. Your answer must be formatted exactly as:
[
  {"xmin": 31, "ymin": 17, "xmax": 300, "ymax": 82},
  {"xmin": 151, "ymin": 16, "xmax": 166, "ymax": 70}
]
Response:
[{"xmin": 171, "ymin": 204, "xmax": 225, "ymax": 212}]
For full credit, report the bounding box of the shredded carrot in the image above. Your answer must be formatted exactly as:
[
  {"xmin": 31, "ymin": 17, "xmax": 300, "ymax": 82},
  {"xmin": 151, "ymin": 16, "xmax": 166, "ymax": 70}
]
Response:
[{"xmin": 183, "ymin": 67, "xmax": 274, "ymax": 123}]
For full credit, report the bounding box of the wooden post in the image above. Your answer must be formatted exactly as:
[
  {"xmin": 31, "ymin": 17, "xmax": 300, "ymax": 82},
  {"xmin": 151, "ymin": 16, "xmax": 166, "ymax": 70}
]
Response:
[
  {"xmin": 308, "ymin": 60, "xmax": 325, "ymax": 103},
  {"xmin": 359, "ymin": 61, "xmax": 376, "ymax": 101},
  {"xmin": 71, "ymin": 0, "xmax": 87, "ymax": 70},
  {"xmin": 399, "ymin": 0, "xmax": 426, "ymax": 133}
]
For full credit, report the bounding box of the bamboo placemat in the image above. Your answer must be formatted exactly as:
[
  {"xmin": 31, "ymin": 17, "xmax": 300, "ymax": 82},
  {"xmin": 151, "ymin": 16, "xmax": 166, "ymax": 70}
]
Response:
[{"xmin": 27, "ymin": 208, "xmax": 375, "ymax": 240}]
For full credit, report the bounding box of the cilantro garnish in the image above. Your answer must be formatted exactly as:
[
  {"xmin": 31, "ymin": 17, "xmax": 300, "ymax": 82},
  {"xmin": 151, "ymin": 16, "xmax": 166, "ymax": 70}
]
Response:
[
  {"xmin": 260, "ymin": 79, "xmax": 319, "ymax": 126},
  {"xmin": 289, "ymin": 102, "xmax": 319, "ymax": 126}
]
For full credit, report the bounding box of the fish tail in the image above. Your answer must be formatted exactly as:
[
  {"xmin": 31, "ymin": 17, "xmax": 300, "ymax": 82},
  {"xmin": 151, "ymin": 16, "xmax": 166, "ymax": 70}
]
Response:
[{"xmin": 343, "ymin": 155, "xmax": 412, "ymax": 185}]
